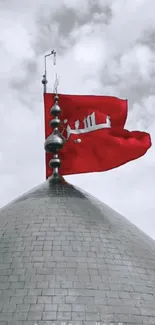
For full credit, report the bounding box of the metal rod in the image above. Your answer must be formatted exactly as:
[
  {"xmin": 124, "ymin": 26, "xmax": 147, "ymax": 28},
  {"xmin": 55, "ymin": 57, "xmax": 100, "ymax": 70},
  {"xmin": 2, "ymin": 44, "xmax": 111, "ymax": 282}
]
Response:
[{"xmin": 42, "ymin": 50, "xmax": 56, "ymax": 93}]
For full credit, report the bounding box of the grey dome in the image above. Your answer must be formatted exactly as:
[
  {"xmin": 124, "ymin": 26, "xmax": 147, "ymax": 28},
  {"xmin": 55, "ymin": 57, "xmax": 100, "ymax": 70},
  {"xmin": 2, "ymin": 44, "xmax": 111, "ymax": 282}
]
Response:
[{"xmin": 0, "ymin": 178, "xmax": 155, "ymax": 325}]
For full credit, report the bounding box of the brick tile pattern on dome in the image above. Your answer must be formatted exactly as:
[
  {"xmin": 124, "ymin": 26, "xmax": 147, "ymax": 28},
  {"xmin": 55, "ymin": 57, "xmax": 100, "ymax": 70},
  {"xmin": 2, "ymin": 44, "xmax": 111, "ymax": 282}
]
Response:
[{"xmin": 0, "ymin": 181, "xmax": 155, "ymax": 324}]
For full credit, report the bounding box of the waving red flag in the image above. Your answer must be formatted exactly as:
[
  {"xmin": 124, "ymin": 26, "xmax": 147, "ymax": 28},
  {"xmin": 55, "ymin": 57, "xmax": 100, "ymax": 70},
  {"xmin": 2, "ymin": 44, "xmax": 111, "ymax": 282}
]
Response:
[{"xmin": 44, "ymin": 93, "xmax": 151, "ymax": 178}]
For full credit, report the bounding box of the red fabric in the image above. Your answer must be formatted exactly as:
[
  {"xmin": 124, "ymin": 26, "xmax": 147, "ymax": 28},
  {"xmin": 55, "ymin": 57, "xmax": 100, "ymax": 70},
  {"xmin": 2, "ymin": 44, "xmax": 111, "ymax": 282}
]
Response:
[{"xmin": 44, "ymin": 93, "xmax": 151, "ymax": 178}]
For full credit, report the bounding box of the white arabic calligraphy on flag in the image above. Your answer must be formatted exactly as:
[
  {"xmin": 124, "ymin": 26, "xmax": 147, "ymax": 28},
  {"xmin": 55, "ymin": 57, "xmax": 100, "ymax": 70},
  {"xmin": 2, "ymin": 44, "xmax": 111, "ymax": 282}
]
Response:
[{"xmin": 61, "ymin": 112, "xmax": 111, "ymax": 141}]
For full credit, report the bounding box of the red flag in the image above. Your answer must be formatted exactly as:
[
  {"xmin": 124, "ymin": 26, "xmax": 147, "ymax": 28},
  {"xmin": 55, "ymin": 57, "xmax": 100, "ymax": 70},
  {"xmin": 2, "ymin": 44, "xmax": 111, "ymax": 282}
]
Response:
[{"xmin": 44, "ymin": 93, "xmax": 151, "ymax": 178}]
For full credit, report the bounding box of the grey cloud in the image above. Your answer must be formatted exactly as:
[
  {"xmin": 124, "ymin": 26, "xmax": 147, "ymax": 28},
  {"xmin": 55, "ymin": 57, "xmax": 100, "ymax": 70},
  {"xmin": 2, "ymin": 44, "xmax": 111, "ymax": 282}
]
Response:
[
  {"xmin": 33, "ymin": 2, "xmax": 112, "ymax": 56},
  {"xmin": 10, "ymin": 60, "xmax": 38, "ymax": 90}
]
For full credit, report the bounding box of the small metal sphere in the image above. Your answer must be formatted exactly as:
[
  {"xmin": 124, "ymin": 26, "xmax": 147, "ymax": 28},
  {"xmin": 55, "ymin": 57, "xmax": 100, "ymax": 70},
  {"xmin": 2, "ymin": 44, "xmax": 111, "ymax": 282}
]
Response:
[
  {"xmin": 54, "ymin": 94, "xmax": 59, "ymax": 102},
  {"xmin": 50, "ymin": 103, "xmax": 61, "ymax": 116},
  {"xmin": 49, "ymin": 157, "xmax": 61, "ymax": 169},
  {"xmin": 44, "ymin": 131, "xmax": 64, "ymax": 153},
  {"xmin": 50, "ymin": 118, "xmax": 61, "ymax": 129},
  {"xmin": 42, "ymin": 75, "xmax": 48, "ymax": 85}
]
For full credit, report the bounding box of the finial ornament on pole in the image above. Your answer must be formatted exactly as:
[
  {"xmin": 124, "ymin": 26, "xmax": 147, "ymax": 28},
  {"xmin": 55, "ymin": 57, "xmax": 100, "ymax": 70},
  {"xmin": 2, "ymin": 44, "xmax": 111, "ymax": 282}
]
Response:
[
  {"xmin": 42, "ymin": 50, "xmax": 56, "ymax": 93},
  {"xmin": 44, "ymin": 50, "xmax": 64, "ymax": 183}
]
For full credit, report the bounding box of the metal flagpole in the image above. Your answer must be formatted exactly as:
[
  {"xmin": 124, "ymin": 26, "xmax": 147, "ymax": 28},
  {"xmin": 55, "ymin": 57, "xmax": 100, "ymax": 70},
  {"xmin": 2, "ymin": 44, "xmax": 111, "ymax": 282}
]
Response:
[
  {"xmin": 42, "ymin": 50, "xmax": 56, "ymax": 93},
  {"xmin": 44, "ymin": 50, "xmax": 64, "ymax": 182}
]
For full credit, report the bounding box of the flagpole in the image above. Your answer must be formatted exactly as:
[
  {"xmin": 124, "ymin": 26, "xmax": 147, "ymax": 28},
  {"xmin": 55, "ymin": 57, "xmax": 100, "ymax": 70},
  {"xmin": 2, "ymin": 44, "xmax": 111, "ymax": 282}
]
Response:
[
  {"xmin": 42, "ymin": 50, "xmax": 56, "ymax": 93},
  {"xmin": 43, "ymin": 50, "xmax": 64, "ymax": 183}
]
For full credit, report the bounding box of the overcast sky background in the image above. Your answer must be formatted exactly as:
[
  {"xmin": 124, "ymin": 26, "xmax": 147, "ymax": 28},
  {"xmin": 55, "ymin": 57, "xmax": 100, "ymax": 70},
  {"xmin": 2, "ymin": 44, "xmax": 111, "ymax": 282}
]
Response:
[{"xmin": 0, "ymin": 0, "xmax": 155, "ymax": 239}]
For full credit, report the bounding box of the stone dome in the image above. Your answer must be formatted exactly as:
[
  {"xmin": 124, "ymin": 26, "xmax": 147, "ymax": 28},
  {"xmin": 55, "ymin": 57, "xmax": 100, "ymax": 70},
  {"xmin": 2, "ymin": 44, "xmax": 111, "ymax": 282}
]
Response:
[{"xmin": 0, "ymin": 178, "xmax": 155, "ymax": 325}]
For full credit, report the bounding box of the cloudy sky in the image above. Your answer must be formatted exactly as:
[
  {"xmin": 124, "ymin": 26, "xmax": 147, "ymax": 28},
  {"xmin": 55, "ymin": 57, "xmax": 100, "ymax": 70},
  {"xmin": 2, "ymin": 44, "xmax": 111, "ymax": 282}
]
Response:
[{"xmin": 0, "ymin": 0, "xmax": 155, "ymax": 239}]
